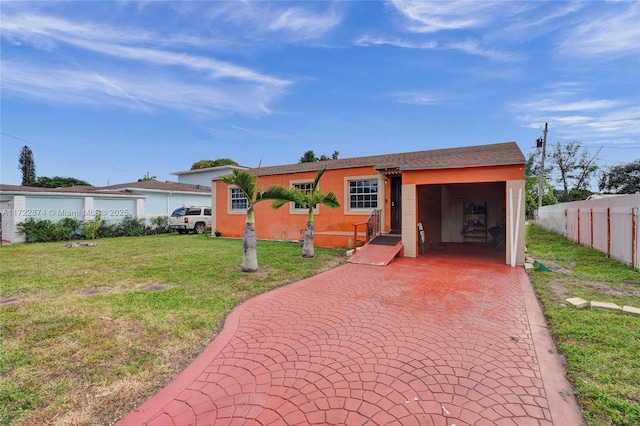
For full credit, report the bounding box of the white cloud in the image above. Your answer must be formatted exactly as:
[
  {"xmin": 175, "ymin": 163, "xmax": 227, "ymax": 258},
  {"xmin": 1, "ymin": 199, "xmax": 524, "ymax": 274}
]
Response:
[
  {"xmin": 390, "ymin": 91, "xmax": 440, "ymax": 105},
  {"xmin": 558, "ymin": 2, "xmax": 640, "ymax": 57},
  {"xmin": 517, "ymin": 98, "xmax": 622, "ymax": 113},
  {"xmin": 390, "ymin": 0, "xmax": 499, "ymax": 33},
  {"xmin": 185, "ymin": 1, "xmax": 343, "ymax": 42},
  {"xmin": 510, "ymin": 87, "xmax": 640, "ymax": 141},
  {"xmin": 267, "ymin": 6, "xmax": 343, "ymax": 40},
  {"xmin": 354, "ymin": 34, "xmax": 437, "ymax": 49},
  {"xmin": 0, "ymin": 11, "xmax": 291, "ymax": 116},
  {"xmin": 1, "ymin": 60, "xmax": 283, "ymax": 117}
]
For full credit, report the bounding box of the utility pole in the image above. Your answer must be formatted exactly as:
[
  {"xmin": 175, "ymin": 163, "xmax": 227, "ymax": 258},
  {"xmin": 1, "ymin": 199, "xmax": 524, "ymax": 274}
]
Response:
[{"xmin": 537, "ymin": 122, "xmax": 548, "ymax": 210}]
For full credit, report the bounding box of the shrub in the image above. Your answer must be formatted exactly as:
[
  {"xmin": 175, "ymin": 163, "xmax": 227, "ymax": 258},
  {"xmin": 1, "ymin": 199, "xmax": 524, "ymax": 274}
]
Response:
[
  {"xmin": 16, "ymin": 217, "xmax": 82, "ymax": 243},
  {"xmin": 58, "ymin": 217, "xmax": 81, "ymax": 240},
  {"xmin": 149, "ymin": 216, "xmax": 171, "ymax": 234},
  {"xmin": 15, "ymin": 213, "xmax": 167, "ymax": 243},
  {"xmin": 81, "ymin": 211, "xmax": 105, "ymax": 240},
  {"xmin": 116, "ymin": 215, "xmax": 147, "ymax": 237},
  {"xmin": 17, "ymin": 218, "xmax": 57, "ymax": 243}
]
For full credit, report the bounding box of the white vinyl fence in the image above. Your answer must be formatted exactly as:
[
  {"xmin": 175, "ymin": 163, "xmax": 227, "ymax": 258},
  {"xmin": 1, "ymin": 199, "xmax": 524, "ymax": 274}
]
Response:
[{"xmin": 535, "ymin": 193, "xmax": 639, "ymax": 271}]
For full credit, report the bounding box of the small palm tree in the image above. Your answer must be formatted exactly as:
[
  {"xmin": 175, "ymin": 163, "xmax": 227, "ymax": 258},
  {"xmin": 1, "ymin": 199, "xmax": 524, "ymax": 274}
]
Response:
[
  {"xmin": 272, "ymin": 168, "xmax": 340, "ymax": 258},
  {"xmin": 221, "ymin": 168, "xmax": 300, "ymax": 272}
]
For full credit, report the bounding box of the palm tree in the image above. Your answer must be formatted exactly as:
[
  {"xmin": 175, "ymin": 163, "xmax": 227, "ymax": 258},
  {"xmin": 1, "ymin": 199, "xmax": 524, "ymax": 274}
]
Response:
[
  {"xmin": 271, "ymin": 168, "xmax": 340, "ymax": 258},
  {"xmin": 221, "ymin": 168, "xmax": 300, "ymax": 272}
]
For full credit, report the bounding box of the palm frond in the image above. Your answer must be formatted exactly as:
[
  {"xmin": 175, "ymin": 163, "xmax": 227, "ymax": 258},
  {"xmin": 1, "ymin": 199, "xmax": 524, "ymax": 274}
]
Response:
[
  {"xmin": 220, "ymin": 169, "xmax": 256, "ymax": 201},
  {"xmin": 312, "ymin": 168, "xmax": 326, "ymax": 191},
  {"xmin": 261, "ymin": 185, "xmax": 304, "ymax": 208},
  {"xmin": 319, "ymin": 191, "xmax": 341, "ymax": 208}
]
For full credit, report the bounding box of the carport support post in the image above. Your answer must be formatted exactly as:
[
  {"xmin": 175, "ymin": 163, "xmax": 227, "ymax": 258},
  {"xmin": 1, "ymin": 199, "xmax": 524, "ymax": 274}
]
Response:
[
  {"xmin": 506, "ymin": 180, "xmax": 525, "ymax": 267},
  {"xmin": 509, "ymin": 187, "xmax": 522, "ymax": 267}
]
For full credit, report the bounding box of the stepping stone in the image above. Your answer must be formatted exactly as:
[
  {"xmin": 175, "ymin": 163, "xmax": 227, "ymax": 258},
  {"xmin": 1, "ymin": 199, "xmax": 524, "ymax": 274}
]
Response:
[
  {"xmin": 590, "ymin": 301, "xmax": 622, "ymax": 312},
  {"xmin": 524, "ymin": 263, "xmax": 534, "ymax": 271},
  {"xmin": 622, "ymin": 306, "xmax": 640, "ymax": 316},
  {"xmin": 565, "ymin": 297, "xmax": 588, "ymax": 309}
]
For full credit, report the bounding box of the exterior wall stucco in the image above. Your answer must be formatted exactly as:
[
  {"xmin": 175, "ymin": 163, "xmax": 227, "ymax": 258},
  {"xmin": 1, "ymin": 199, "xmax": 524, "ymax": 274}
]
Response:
[
  {"xmin": 212, "ymin": 162, "xmax": 525, "ymax": 265},
  {"xmin": 214, "ymin": 166, "xmax": 377, "ymax": 245},
  {"xmin": 402, "ymin": 164, "xmax": 524, "ymax": 185}
]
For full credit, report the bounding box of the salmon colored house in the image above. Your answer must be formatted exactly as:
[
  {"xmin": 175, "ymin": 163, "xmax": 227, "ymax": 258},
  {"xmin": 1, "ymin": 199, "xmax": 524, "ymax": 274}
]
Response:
[{"xmin": 211, "ymin": 142, "xmax": 526, "ymax": 266}]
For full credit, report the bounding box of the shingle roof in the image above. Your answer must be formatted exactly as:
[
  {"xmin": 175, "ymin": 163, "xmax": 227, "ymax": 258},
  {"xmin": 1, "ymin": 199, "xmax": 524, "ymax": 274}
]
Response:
[
  {"xmin": 221, "ymin": 142, "xmax": 524, "ymax": 178},
  {"xmin": 100, "ymin": 180, "xmax": 210, "ymax": 193},
  {"xmin": 0, "ymin": 184, "xmax": 139, "ymax": 196},
  {"xmin": 0, "ymin": 180, "xmax": 209, "ymax": 195}
]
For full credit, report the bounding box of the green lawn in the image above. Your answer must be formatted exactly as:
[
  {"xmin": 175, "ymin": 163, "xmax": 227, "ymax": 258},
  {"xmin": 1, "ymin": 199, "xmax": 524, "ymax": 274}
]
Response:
[
  {"xmin": 526, "ymin": 224, "xmax": 640, "ymax": 426},
  {"xmin": 2, "ymin": 228, "xmax": 638, "ymax": 425},
  {"xmin": 0, "ymin": 234, "xmax": 345, "ymax": 425}
]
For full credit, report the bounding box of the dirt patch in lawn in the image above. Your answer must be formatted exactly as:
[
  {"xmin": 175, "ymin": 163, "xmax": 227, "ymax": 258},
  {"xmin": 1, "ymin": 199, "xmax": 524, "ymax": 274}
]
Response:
[
  {"xmin": 588, "ymin": 282, "xmax": 640, "ymax": 298},
  {"xmin": 540, "ymin": 261, "xmax": 573, "ymax": 274}
]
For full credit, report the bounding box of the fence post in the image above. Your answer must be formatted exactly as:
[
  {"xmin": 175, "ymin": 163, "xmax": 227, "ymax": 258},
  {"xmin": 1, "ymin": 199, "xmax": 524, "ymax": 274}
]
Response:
[
  {"xmin": 577, "ymin": 208, "xmax": 581, "ymax": 245},
  {"xmin": 633, "ymin": 208, "xmax": 637, "ymax": 270},
  {"xmin": 590, "ymin": 208, "xmax": 594, "ymax": 249},
  {"xmin": 607, "ymin": 208, "xmax": 611, "ymax": 258}
]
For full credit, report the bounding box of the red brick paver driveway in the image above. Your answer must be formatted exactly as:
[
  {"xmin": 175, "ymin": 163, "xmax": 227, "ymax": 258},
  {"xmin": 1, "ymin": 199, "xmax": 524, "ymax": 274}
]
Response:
[{"xmin": 119, "ymin": 256, "xmax": 583, "ymax": 425}]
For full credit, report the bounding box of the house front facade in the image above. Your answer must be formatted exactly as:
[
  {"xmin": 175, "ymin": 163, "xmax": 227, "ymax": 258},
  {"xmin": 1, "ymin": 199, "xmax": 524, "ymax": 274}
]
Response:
[{"xmin": 211, "ymin": 141, "xmax": 527, "ymax": 266}]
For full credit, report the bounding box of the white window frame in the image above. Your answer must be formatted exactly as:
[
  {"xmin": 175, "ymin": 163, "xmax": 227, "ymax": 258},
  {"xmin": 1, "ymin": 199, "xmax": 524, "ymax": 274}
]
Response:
[
  {"xmin": 344, "ymin": 175, "xmax": 380, "ymax": 215},
  {"xmin": 228, "ymin": 187, "xmax": 248, "ymax": 214},
  {"xmin": 289, "ymin": 179, "xmax": 319, "ymax": 215}
]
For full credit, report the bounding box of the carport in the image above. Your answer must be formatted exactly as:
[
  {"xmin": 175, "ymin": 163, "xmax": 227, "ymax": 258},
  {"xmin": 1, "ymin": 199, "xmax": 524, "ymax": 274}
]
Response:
[{"xmin": 376, "ymin": 143, "xmax": 526, "ymax": 266}]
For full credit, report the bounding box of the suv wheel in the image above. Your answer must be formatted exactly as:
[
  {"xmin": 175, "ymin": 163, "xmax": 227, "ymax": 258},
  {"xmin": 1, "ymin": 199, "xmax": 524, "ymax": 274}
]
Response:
[{"xmin": 194, "ymin": 223, "xmax": 205, "ymax": 234}]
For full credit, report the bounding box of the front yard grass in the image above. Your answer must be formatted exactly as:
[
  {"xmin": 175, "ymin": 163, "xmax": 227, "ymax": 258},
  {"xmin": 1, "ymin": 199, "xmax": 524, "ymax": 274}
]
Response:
[
  {"xmin": 0, "ymin": 234, "xmax": 345, "ymax": 425},
  {"xmin": 526, "ymin": 224, "xmax": 640, "ymax": 426}
]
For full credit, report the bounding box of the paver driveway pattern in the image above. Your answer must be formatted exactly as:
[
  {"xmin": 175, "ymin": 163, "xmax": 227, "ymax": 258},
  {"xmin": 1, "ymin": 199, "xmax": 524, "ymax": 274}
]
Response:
[{"xmin": 119, "ymin": 255, "xmax": 583, "ymax": 425}]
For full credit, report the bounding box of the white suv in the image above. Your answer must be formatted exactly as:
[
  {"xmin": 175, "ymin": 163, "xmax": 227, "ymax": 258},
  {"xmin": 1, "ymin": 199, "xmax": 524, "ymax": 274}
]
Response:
[{"xmin": 170, "ymin": 206, "xmax": 212, "ymax": 234}]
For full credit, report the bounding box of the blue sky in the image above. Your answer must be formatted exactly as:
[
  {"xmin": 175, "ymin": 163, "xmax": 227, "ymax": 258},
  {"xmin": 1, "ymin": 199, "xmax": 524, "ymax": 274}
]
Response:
[{"xmin": 1, "ymin": 1, "xmax": 638, "ymax": 189}]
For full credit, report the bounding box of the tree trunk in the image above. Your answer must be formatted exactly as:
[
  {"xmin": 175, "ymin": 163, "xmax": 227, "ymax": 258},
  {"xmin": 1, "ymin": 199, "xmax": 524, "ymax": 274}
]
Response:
[
  {"xmin": 302, "ymin": 221, "xmax": 315, "ymax": 258},
  {"xmin": 242, "ymin": 223, "xmax": 258, "ymax": 272}
]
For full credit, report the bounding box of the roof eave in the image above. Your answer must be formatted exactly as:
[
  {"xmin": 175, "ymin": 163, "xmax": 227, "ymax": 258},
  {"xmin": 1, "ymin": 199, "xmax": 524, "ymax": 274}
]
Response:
[{"xmin": 399, "ymin": 161, "xmax": 525, "ymax": 171}]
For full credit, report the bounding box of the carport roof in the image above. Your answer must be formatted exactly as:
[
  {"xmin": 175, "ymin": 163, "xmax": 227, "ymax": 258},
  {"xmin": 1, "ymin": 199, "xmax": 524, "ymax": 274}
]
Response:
[{"xmin": 218, "ymin": 141, "xmax": 524, "ymax": 177}]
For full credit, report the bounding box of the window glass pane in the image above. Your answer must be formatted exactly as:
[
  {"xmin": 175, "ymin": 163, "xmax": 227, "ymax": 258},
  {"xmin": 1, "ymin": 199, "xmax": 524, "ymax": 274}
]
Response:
[
  {"xmin": 293, "ymin": 182, "xmax": 314, "ymax": 209},
  {"xmin": 348, "ymin": 179, "xmax": 377, "ymax": 209},
  {"xmin": 230, "ymin": 188, "xmax": 248, "ymax": 210}
]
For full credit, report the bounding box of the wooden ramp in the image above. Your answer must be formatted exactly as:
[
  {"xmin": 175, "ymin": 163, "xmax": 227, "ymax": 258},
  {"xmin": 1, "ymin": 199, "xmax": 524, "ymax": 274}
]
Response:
[{"xmin": 347, "ymin": 235, "xmax": 403, "ymax": 266}]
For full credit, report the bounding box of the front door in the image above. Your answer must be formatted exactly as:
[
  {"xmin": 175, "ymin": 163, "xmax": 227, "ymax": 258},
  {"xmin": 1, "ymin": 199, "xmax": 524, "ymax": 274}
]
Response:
[{"xmin": 390, "ymin": 176, "xmax": 402, "ymax": 234}]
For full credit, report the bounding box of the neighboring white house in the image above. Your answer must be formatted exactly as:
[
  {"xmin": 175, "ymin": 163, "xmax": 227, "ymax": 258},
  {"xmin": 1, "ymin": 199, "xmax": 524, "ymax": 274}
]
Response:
[
  {"xmin": 170, "ymin": 165, "xmax": 247, "ymax": 187},
  {"xmin": 0, "ymin": 180, "xmax": 210, "ymax": 244},
  {"xmin": 99, "ymin": 180, "xmax": 211, "ymax": 221}
]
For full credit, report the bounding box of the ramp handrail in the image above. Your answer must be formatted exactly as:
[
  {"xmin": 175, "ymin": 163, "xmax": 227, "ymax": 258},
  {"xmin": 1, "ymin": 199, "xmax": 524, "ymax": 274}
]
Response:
[{"xmin": 352, "ymin": 209, "xmax": 381, "ymax": 246}]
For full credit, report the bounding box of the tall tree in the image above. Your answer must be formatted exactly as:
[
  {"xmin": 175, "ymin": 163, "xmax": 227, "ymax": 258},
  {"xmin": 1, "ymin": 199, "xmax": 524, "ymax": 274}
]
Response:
[
  {"xmin": 138, "ymin": 172, "xmax": 156, "ymax": 182},
  {"xmin": 299, "ymin": 151, "xmax": 318, "ymax": 163},
  {"xmin": 220, "ymin": 169, "xmax": 301, "ymax": 272},
  {"xmin": 18, "ymin": 145, "xmax": 36, "ymax": 186},
  {"xmin": 191, "ymin": 159, "xmax": 239, "ymax": 170},
  {"xmin": 548, "ymin": 141, "xmax": 600, "ymax": 200},
  {"xmin": 300, "ymin": 150, "xmax": 339, "ymax": 163},
  {"xmin": 599, "ymin": 159, "xmax": 640, "ymax": 194},
  {"xmin": 271, "ymin": 168, "xmax": 340, "ymax": 258},
  {"xmin": 35, "ymin": 176, "xmax": 92, "ymax": 188}
]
